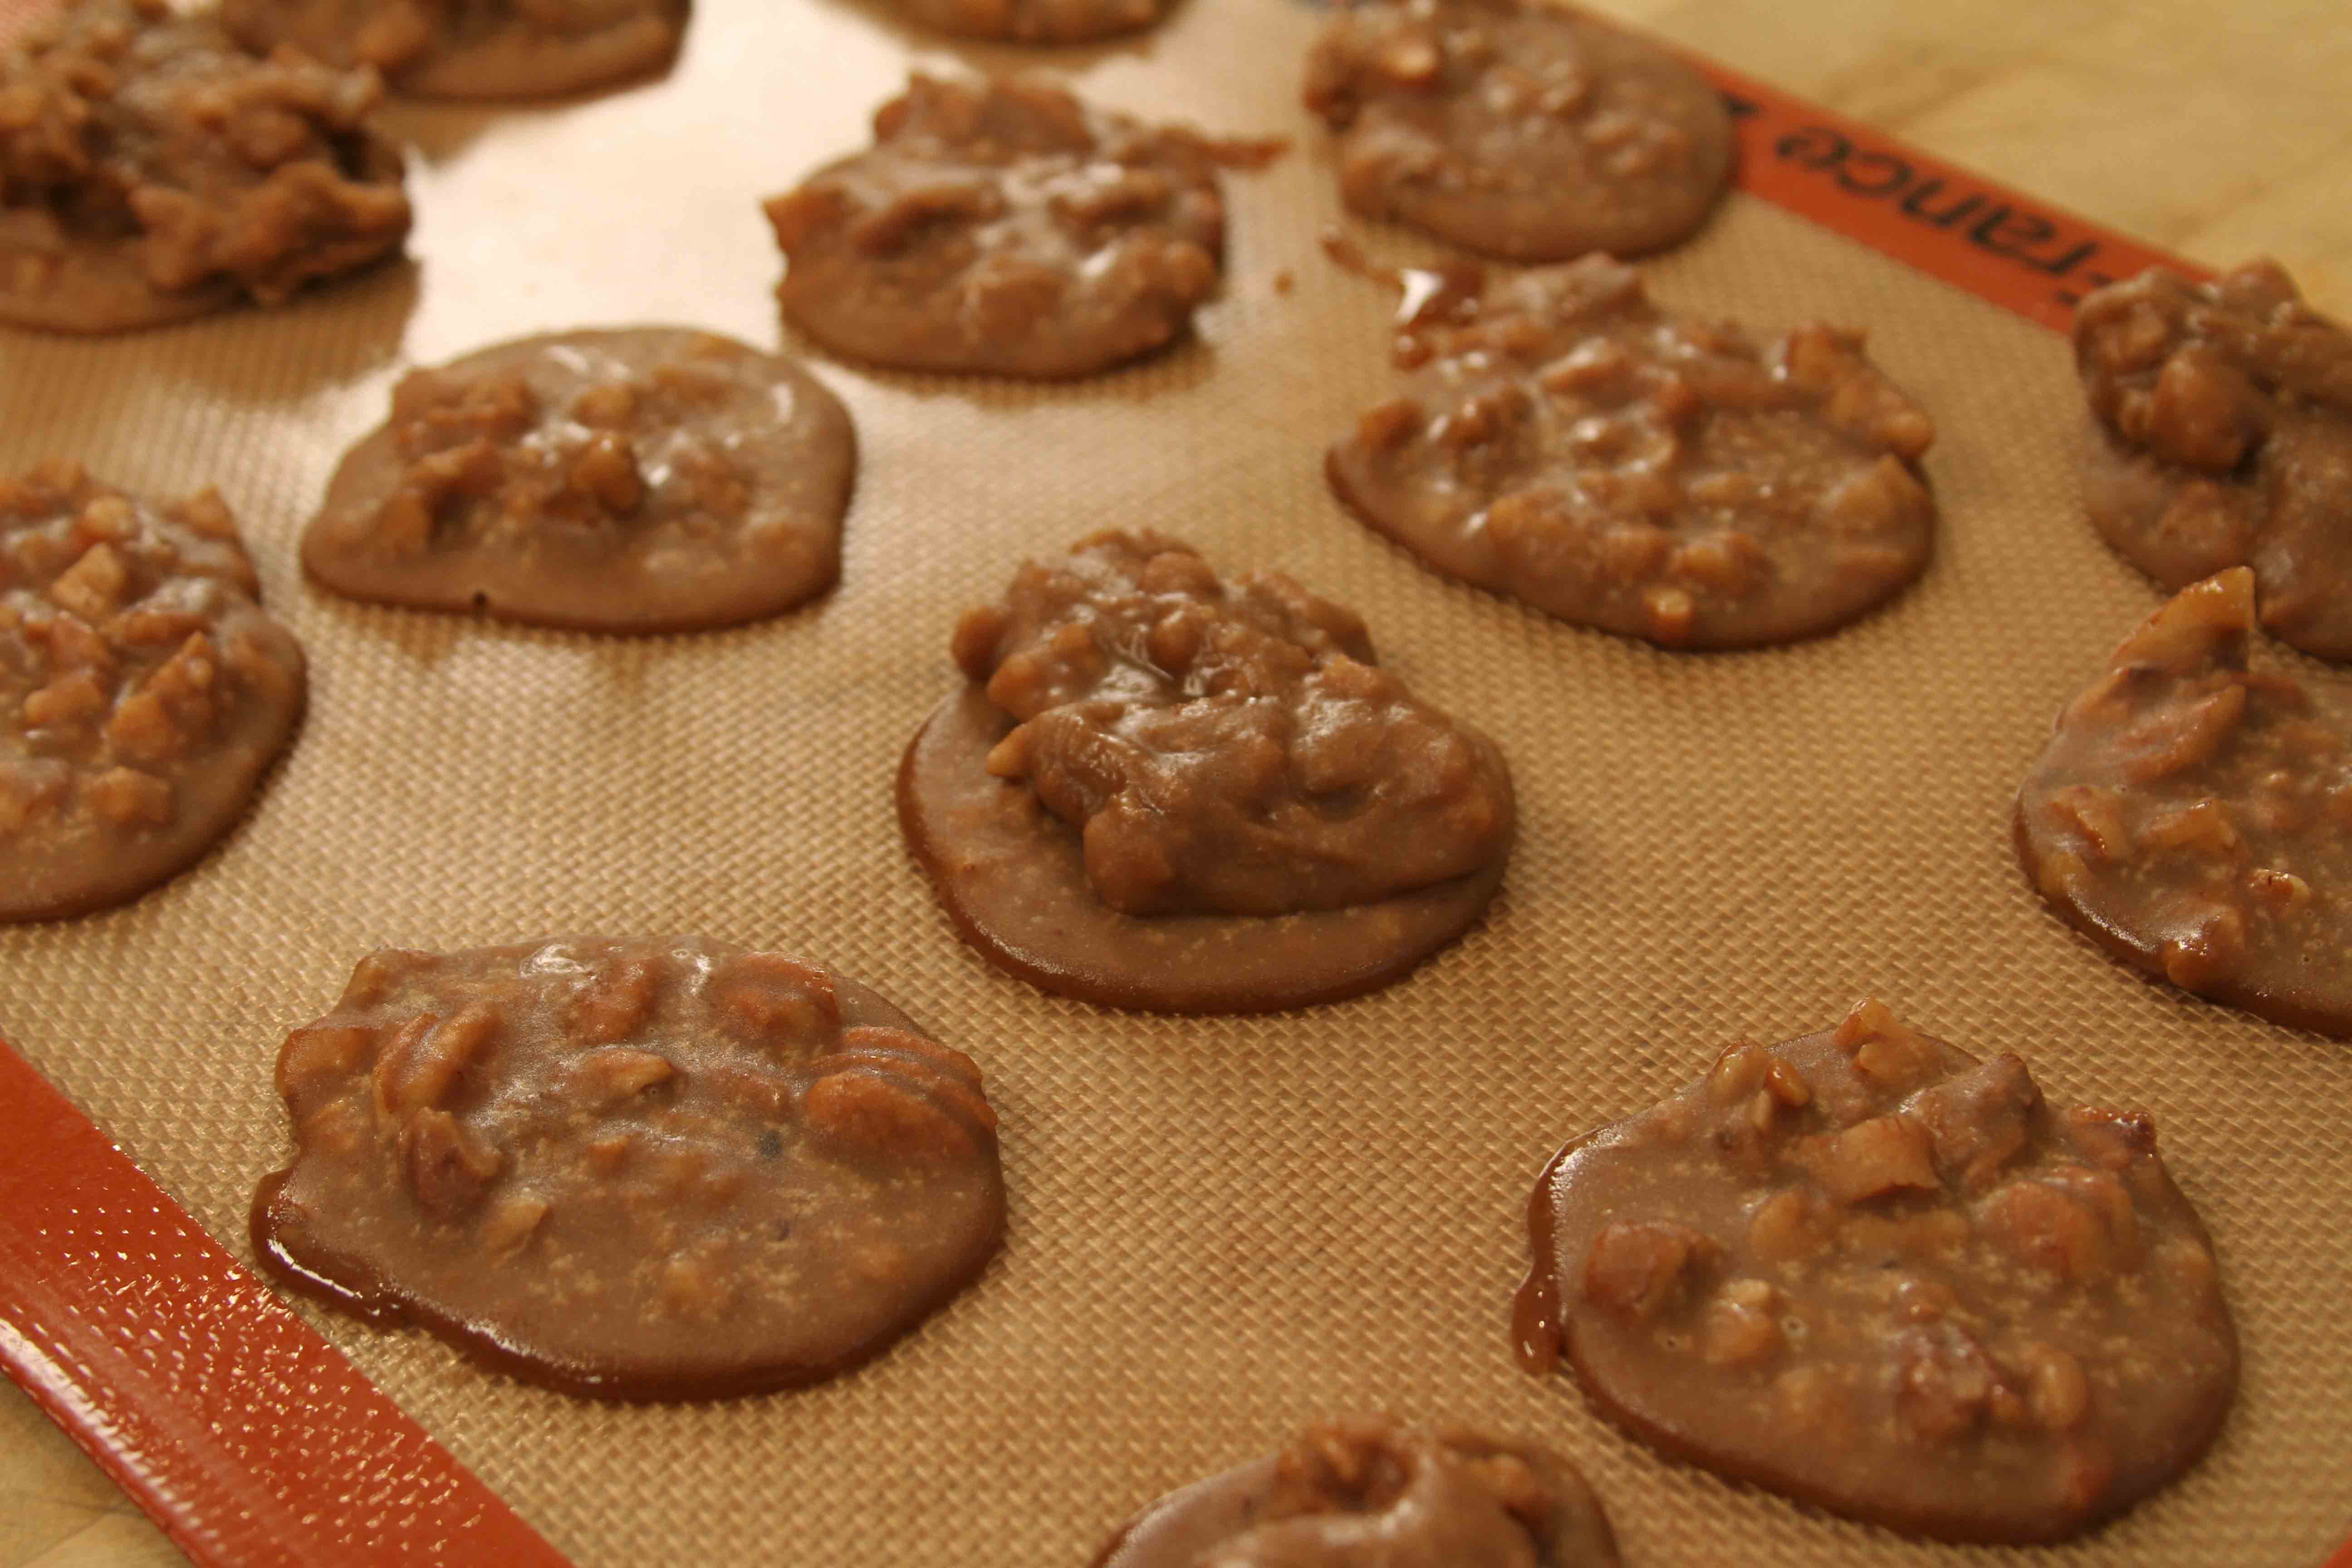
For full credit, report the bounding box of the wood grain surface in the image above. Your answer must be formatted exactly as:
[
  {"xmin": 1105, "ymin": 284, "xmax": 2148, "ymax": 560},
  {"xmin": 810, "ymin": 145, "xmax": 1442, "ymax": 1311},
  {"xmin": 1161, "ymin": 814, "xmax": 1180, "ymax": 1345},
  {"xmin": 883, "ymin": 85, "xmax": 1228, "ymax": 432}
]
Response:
[{"xmin": 4, "ymin": 0, "xmax": 2347, "ymax": 1563}]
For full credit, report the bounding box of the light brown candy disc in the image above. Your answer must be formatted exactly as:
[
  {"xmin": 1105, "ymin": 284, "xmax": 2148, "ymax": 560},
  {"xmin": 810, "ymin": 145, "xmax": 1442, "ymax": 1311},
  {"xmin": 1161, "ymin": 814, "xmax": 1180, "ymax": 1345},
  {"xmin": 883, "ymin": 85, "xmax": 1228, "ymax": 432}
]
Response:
[
  {"xmin": 2073, "ymin": 259, "xmax": 2352, "ymax": 661},
  {"xmin": 301, "ymin": 328, "xmax": 854, "ymax": 633},
  {"xmin": 0, "ymin": 0, "xmax": 410, "ymax": 333},
  {"xmin": 251, "ymin": 936, "xmax": 1006, "ymax": 1401},
  {"xmin": 1517, "ymin": 1000, "xmax": 2237, "ymax": 1543},
  {"xmin": 892, "ymin": 0, "xmax": 1171, "ymax": 44},
  {"xmin": 221, "ymin": 0, "xmax": 686, "ymax": 100},
  {"xmin": 1303, "ymin": 0, "xmax": 1732, "ymax": 261},
  {"xmin": 764, "ymin": 73, "xmax": 1277, "ymax": 379},
  {"xmin": 2015, "ymin": 567, "xmax": 2352, "ymax": 1037},
  {"xmin": 1, "ymin": 466, "xmax": 306, "ymax": 922},
  {"xmin": 1328, "ymin": 256, "xmax": 1937, "ymax": 649},
  {"xmin": 898, "ymin": 531, "xmax": 1514, "ymax": 1013},
  {"xmin": 1093, "ymin": 1416, "xmax": 1619, "ymax": 1568}
]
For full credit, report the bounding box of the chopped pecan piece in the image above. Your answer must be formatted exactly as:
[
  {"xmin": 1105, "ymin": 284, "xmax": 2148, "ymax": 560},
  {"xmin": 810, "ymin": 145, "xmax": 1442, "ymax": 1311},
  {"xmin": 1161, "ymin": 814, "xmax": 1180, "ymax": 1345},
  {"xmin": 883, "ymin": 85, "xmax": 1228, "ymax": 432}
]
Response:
[
  {"xmin": 1582, "ymin": 1220, "xmax": 1717, "ymax": 1320},
  {"xmin": 1800, "ymin": 1113, "xmax": 1939, "ymax": 1205}
]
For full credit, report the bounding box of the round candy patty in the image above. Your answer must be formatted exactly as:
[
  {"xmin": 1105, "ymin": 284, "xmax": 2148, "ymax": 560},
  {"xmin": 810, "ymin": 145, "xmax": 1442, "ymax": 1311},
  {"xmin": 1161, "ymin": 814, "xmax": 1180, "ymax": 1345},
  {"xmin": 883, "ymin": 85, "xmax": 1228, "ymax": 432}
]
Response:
[
  {"xmin": 2073, "ymin": 259, "xmax": 2352, "ymax": 661},
  {"xmin": 899, "ymin": 531, "xmax": 1514, "ymax": 1012},
  {"xmin": 1, "ymin": 465, "xmax": 305, "ymax": 921},
  {"xmin": 1093, "ymin": 1416, "xmax": 1619, "ymax": 1568},
  {"xmin": 222, "ymin": 0, "xmax": 686, "ymax": 100},
  {"xmin": 2017, "ymin": 567, "xmax": 2352, "ymax": 1037},
  {"xmin": 252, "ymin": 936, "xmax": 1005, "ymax": 1399},
  {"xmin": 1518, "ymin": 1000, "xmax": 2236, "ymax": 1543},
  {"xmin": 1328, "ymin": 256, "xmax": 1936, "ymax": 648},
  {"xmin": 0, "ymin": 0, "xmax": 409, "ymax": 333},
  {"xmin": 765, "ymin": 72, "xmax": 1276, "ymax": 378},
  {"xmin": 302, "ymin": 328, "xmax": 854, "ymax": 633},
  {"xmin": 1303, "ymin": 0, "xmax": 1732, "ymax": 261},
  {"xmin": 892, "ymin": 0, "xmax": 1171, "ymax": 44}
]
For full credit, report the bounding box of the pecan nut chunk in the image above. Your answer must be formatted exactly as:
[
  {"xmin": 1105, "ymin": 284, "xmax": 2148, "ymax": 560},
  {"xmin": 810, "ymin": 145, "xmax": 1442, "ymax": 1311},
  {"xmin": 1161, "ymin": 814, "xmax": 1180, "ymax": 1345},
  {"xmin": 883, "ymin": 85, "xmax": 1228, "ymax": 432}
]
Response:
[
  {"xmin": 1092, "ymin": 1416, "xmax": 1619, "ymax": 1568},
  {"xmin": 899, "ymin": 531, "xmax": 1516, "ymax": 1013},
  {"xmin": 2074, "ymin": 259, "xmax": 2352, "ymax": 660},
  {"xmin": 0, "ymin": 463, "xmax": 305, "ymax": 921},
  {"xmin": 0, "ymin": 0, "xmax": 409, "ymax": 332},
  {"xmin": 892, "ymin": 0, "xmax": 1170, "ymax": 44},
  {"xmin": 2015, "ymin": 566, "xmax": 2352, "ymax": 1036},
  {"xmin": 252, "ymin": 937, "xmax": 1006, "ymax": 1400},
  {"xmin": 1304, "ymin": 0, "xmax": 1732, "ymax": 261},
  {"xmin": 220, "ymin": 0, "xmax": 685, "ymax": 101},
  {"xmin": 1516, "ymin": 1000, "xmax": 2237, "ymax": 1543},
  {"xmin": 764, "ymin": 72, "xmax": 1280, "ymax": 379},
  {"xmin": 1328, "ymin": 255, "xmax": 1936, "ymax": 649},
  {"xmin": 299, "ymin": 327, "xmax": 855, "ymax": 632}
]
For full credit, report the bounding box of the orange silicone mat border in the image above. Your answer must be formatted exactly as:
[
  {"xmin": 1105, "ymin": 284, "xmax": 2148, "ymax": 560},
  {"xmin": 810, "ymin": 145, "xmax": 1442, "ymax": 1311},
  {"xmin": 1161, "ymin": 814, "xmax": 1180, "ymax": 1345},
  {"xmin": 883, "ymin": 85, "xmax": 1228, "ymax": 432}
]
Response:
[
  {"xmin": 1693, "ymin": 55, "xmax": 2211, "ymax": 321},
  {"xmin": 1, "ymin": 15, "xmax": 2333, "ymax": 1568},
  {"xmin": 0, "ymin": 1036, "xmax": 573, "ymax": 1568}
]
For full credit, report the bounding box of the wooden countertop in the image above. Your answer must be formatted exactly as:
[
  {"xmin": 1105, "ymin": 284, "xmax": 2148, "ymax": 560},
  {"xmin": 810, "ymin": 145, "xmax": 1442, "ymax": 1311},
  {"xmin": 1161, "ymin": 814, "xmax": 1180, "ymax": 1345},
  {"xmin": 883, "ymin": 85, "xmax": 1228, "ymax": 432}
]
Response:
[{"xmin": 5, "ymin": 1, "xmax": 2347, "ymax": 1562}]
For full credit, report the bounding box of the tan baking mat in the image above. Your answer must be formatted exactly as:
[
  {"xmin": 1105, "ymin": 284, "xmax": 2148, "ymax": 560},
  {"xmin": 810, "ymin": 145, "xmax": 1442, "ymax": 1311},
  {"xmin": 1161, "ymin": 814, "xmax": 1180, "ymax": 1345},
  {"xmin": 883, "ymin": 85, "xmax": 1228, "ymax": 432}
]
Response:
[{"xmin": 3, "ymin": 0, "xmax": 2349, "ymax": 1563}]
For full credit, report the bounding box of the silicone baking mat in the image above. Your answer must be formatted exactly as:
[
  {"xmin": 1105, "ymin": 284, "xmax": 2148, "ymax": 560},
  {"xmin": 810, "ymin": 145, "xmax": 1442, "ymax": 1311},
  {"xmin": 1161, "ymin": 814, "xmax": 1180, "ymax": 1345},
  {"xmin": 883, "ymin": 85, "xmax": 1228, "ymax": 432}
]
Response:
[{"xmin": 3, "ymin": 1, "xmax": 2348, "ymax": 1564}]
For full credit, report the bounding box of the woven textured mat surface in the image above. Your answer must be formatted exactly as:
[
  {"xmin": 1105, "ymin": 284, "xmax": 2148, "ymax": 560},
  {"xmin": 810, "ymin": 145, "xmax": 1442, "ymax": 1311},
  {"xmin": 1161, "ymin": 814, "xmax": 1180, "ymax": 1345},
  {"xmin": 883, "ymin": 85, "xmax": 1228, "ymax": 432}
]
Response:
[{"xmin": 3, "ymin": 0, "xmax": 2349, "ymax": 1563}]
